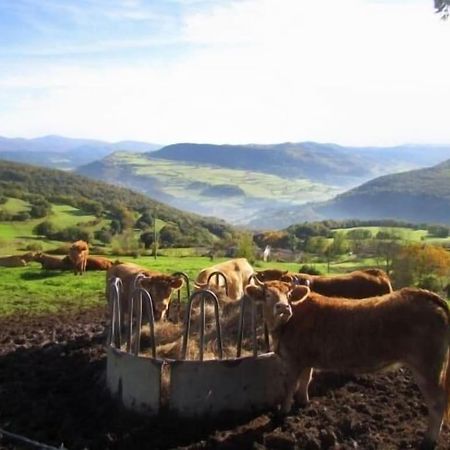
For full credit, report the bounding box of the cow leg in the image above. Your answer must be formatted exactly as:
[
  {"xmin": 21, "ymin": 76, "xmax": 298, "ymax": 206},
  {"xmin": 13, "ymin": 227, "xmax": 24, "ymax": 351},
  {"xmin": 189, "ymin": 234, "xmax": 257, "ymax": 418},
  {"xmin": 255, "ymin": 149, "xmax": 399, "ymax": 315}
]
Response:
[
  {"xmin": 294, "ymin": 367, "xmax": 313, "ymax": 406},
  {"xmin": 280, "ymin": 364, "xmax": 301, "ymax": 414},
  {"xmin": 410, "ymin": 365, "xmax": 447, "ymax": 450}
]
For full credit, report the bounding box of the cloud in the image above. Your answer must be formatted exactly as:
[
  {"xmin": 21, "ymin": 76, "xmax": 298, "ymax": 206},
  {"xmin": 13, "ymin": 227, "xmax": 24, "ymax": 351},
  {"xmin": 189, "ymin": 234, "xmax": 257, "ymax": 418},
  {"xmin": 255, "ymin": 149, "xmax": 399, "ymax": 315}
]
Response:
[{"xmin": 0, "ymin": 0, "xmax": 449, "ymax": 145}]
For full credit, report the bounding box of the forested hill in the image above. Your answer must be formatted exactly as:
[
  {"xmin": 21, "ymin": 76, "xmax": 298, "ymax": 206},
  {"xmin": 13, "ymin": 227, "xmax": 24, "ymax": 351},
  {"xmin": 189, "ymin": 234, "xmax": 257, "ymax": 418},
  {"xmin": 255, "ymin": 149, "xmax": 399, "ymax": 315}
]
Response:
[
  {"xmin": 313, "ymin": 159, "xmax": 450, "ymax": 225},
  {"xmin": 0, "ymin": 160, "xmax": 235, "ymax": 242}
]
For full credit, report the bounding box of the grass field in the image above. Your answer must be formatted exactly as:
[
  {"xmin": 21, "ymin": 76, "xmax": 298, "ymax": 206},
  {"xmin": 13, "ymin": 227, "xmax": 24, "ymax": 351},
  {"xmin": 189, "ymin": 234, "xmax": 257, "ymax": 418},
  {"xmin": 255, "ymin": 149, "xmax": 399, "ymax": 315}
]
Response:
[
  {"xmin": 115, "ymin": 152, "xmax": 338, "ymax": 203},
  {"xmin": 335, "ymin": 226, "xmax": 450, "ymax": 245},
  {"xmin": 0, "ymin": 198, "xmax": 111, "ymax": 255},
  {"xmin": 0, "ymin": 254, "xmax": 389, "ymax": 317}
]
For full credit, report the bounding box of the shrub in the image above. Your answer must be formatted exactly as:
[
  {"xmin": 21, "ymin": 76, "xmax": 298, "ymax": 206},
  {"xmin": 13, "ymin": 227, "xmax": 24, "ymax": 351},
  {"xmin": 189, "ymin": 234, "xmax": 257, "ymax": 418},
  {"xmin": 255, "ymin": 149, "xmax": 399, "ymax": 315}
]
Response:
[{"xmin": 298, "ymin": 264, "xmax": 322, "ymax": 275}]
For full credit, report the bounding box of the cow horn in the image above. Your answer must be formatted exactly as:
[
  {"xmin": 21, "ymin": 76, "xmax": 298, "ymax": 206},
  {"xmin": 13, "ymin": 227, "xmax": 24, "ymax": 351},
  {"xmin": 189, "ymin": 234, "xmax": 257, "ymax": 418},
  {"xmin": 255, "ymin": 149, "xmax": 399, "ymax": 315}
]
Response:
[
  {"xmin": 251, "ymin": 275, "xmax": 265, "ymax": 286},
  {"xmin": 194, "ymin": 281, "xmax": 208, "ymax": 289}
]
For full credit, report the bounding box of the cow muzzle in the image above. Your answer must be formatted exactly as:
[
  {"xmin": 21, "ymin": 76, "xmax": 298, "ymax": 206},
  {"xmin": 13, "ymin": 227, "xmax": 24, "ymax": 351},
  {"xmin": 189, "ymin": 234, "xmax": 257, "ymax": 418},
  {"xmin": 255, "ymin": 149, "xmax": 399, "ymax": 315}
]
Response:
[{"xmin": 273, "ymin": 302, "xmax": 292, "ymax": 322}]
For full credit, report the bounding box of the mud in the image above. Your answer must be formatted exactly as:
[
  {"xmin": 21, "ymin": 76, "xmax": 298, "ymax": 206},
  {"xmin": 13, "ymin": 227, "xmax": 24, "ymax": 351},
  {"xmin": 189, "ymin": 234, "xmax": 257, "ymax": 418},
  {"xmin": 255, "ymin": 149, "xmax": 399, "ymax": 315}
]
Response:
[{"xmin": 0, "ymin": 308, "xmax": 448, "ymax": 449}]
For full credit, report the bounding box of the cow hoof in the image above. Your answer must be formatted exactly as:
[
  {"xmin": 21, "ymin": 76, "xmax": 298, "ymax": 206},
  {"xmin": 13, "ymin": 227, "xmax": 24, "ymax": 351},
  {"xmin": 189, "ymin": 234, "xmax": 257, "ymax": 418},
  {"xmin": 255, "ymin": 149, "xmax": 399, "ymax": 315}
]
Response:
[{"xmin": 419, "ymin": 437, "xmax": 436, "ymax": 450}]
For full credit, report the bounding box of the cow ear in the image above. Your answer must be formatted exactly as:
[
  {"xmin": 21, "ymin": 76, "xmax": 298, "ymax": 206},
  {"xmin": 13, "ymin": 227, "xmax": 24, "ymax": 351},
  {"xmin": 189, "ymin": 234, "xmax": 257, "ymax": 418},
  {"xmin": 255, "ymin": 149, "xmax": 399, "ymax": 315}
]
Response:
[
  {"xmin": 245, "ymin": 285, "xmax": 265, "ymax": 302},
  {"xmin": 282, "ymin": 270, "xmax": 288, "ymax": 275},
  {"xmin": 171, "ymin": 277, "xmax": 184, "ymax": 290},
  {"xmin": 289, "ymin": 285, "xmax": 310, "ymax": 305}
]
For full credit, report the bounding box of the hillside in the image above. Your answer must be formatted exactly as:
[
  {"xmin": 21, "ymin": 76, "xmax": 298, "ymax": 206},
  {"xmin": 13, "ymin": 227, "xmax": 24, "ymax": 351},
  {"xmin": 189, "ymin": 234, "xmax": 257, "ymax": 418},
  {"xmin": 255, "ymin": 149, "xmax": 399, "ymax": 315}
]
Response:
[
  {"xmin": 151, "ymin": 142, "xmax": 450, "ymax": 187},
  {"xmin": 77, "ymin": 152, "xmax": 339, "ymax": 224},
  {"xmin": 0, "ymin": 160, "xmax": 235, "ymax": 247},
  {"xmin": 249, "ymin": 159, "xmax": 450, "ymax": 228},
  {"xmin": 0, "ymin": 135, "xmax": 161, "ymax": 170}
]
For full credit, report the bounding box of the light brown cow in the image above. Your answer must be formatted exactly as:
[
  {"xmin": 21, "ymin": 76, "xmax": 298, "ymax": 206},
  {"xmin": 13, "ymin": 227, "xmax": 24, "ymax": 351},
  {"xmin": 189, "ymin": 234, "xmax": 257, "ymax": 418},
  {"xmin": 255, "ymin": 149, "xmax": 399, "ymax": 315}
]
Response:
[
  {"xmin": 0, "ymin": 252, "xmax": 35, "ymax": 267},
  {"xmin": 85, "ymin": 256, "xmax": 114, "ymax": 271},
  {"xmin": 245, "ymin": 281, "xmax": 450, "ymax": 449},
  {"xmin": 33, "ymin": 253, "xmax": 72, "ymax": 270},
  {"xmin": 106, "ymin": 262, "xmax": 184, "ymax": 322},
  {"xmin": 256, "ymin": 268, "xmax": 392, "ymax": 298},
  {"xmin": 68, "ymin": 240, "xmax": 89, "ymax": 275},
  {"xmin": 194, "ymin": 258, "xmax": 254, "ymax": 301}
]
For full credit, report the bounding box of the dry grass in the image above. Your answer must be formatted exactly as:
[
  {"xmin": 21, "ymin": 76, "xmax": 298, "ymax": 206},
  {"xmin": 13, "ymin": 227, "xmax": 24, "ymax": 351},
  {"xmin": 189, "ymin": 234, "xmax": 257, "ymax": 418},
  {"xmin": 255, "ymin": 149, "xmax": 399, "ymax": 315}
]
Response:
[{"xmin": 134, "ymin": 292, "xmax": 269, "ymax": 361}]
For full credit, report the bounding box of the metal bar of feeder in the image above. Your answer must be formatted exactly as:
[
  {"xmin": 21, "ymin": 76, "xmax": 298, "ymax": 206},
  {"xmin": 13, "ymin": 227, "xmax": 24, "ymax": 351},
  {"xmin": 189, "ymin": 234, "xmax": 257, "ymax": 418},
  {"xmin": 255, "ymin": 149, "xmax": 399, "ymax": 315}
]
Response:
[
  {"xmin": 109, "ymin": 278, "xmax": 122, "ymax": 348},
  {"xmin": 143, "ymin": 290, "xmax": 156, "ymax": 359},
  {"xmin": 181, "ymin": 294, "xmax": 194, "ymax": 359},
  {"xmin": 213, "ymin": 294, "xmax": 223, "ymax": 359},
  {"xmin": 172, "ymin": 271, "xmax": 190, "ymax": 299},
  {"xmin": 251, "ymin": 299, "xmax": 257, "ymax": 357},
  {"xmin": 182, "ymin": 290, "xmax": 223, "ymax": 360},
  {"xmin": 199, "ymin": 295, "xmax": 205, "ymax": 361},
  {"xmin": 127, "ymin": 273, "xmax": 146, "ymax": 352},
  {"xmin": 264, "ymin": 322, "xmax": 270, "ymax": 352},
  {"xmin": 236, "ymin": 295, "xmax": 247, "ymax": 358},
  {"xmin": 130, "ymin": 287, "xmax": 156, "ymax": 358},
  {"xmin": 207, "ymin": 271, "xmax": 228, "ymax": 296}
]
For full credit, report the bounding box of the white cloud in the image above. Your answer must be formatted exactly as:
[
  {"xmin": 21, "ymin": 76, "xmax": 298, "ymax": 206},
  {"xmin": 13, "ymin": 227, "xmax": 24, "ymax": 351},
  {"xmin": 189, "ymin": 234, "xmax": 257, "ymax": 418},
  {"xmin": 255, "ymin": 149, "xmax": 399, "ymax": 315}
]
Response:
[{"xmin": 1, "ymin": 0, "xmax": 449, "ymax": 145}]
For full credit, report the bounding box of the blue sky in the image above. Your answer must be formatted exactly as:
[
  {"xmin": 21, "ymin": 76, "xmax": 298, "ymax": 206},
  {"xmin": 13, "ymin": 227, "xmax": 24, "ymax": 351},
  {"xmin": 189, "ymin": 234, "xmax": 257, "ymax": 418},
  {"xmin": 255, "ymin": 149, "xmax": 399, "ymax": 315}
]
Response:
[{"xmin": 0, "ymin": 0, "xmax": 449, "ymax": 145}]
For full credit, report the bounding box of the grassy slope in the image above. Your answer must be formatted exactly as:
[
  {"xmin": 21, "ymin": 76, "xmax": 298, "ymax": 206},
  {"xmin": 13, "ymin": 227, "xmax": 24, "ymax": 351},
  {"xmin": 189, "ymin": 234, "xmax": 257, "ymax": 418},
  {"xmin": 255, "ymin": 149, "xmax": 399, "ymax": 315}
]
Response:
[
  {"xmin": 78, "ymin": 152, "xmax": 340, "ymax": 224},
  {"xmin": 0, "ymin": 198, "xmax": 110, "ymax": 255}
]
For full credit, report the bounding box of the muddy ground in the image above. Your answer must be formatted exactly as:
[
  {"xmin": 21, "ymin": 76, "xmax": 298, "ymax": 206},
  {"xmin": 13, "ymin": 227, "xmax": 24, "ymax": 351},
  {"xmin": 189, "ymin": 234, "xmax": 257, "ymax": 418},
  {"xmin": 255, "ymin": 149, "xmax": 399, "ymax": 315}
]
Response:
[{"xmin": 0, "ymin": 307, "xmax": 448, "ymax": 450}]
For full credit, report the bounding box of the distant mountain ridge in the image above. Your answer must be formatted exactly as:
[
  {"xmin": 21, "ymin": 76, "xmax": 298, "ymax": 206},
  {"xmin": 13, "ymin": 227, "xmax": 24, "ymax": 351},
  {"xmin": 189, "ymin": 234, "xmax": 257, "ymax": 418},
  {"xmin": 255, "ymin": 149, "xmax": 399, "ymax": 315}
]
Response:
[
  {"xmin": 248, "ymin": 158, "xmax": 450, "ymax": 228},
  {"xmin": 0, "ymin": 135, "xmax": 161, "ymax": 170},
  {"xmin": 151, "ymin": 142, "xmax": 450, "ymax": 186}
]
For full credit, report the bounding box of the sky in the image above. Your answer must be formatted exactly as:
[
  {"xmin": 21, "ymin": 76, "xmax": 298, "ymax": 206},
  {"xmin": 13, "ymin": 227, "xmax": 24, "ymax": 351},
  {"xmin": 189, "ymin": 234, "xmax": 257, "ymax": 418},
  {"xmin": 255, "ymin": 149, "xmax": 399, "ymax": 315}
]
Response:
[{"xmin": 0, "ymin": 0, "xmax": 449, "ymax": 146}]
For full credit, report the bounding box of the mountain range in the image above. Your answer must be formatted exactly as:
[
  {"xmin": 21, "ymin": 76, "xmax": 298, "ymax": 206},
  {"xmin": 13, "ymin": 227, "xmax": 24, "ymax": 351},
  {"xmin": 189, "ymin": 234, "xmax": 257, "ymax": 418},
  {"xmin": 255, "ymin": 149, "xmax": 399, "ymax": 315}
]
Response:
[{"xmin": 2, "ymin": 135, "xmax": 450, "ymax": 228}]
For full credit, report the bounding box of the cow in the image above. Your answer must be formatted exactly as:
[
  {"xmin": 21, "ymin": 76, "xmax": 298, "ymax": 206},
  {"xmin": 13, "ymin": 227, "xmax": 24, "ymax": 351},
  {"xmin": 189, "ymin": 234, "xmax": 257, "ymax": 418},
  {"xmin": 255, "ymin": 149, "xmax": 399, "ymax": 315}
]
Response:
[
  {"xmin": 85, "ymin": 256, "xmax": 114, "ymax": 271},
  {"xmin": 245, "ymin": 281, "xmax": 450, "ymax": 450},
  {"xmin": 194, "ymin": 258, "xmax": 254, "ymax": 301},
  {"xmin": 68, "ymin": 240, "xmax": 89, "ymax": 275},
  {"xmin": 106, "ymin": 262, "xmax": 184, "ymax": 322},
  {"xmin": 0, "ymin": 252, "xmax": 35, "ymax": 267},
  {"xmin": 255, "ymin": 268, "xmax": 392, "ymax": 298},
  {"xmin": 32, "ymin": 253, "xmax": 72, "ymax": 270}
]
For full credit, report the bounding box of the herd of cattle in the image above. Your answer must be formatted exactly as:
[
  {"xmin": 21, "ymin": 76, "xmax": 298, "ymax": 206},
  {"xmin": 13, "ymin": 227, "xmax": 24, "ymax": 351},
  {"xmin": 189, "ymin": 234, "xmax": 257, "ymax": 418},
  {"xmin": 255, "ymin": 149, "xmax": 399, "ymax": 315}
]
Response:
[
  {"xmin": 0, "ymin": 240, "xmax": 113, "ymax": 273},
  {"xmin": 1, "ymin": 241, "xmax": 449, "ymax": 448},
  {"xmin": 106, "ymin": 256, "xmax": 449, "ymax": 449}
]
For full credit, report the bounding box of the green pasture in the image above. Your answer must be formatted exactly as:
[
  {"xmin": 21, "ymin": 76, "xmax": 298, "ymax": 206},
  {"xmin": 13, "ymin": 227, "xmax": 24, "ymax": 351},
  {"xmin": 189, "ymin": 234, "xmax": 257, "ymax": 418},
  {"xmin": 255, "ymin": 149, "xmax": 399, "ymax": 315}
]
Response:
[
  {"xmin": 335, "ymin": 226, "xmax": 450, "ymax": 244},
  {"xmin": 0, "ymin": 199, "xmax": 110, "ymax": 256},
  {"xmin": 1, "ymin": 197, "xmax": 30, "ymax": 214},
  {"xmin": 113, "ymin": 152, "xmax": 339, "ymax": 204},
  {"xmin": 0, "ymin": 254, "xmax": 389, "ymax": 317}
]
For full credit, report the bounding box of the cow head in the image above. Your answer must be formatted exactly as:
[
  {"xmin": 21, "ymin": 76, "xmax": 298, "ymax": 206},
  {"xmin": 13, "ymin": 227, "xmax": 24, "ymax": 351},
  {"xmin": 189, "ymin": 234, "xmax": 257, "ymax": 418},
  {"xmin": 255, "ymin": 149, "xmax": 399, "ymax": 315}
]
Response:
[
  {"xmin": 280, "ymin": 273, "xmax": 311, "ymax": 287},
  {"xmin": 245, "ymin": 281, "xmax": 310, "ymax": 331},
  {"xmin": 138, "ymin": 275, "xmax": 184, "ymax": 321},
  {"xmin": 255, "ymin": 269, "xmax": 288, "ymax": 283}
]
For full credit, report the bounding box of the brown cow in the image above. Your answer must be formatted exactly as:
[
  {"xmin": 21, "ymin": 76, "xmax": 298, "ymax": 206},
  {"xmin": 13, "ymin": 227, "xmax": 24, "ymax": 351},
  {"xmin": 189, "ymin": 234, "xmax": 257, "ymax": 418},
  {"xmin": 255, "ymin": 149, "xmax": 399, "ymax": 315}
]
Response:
[
  {"xmin": 245, "ymin": 281, "xmax": 450, "ymax": 449},
  {"xmin": 85, "ymin": 256, "xmax": 113, "ymax": 271},
  {"xmin": 194, "ymin": 258, "xmax": 254, "ymax": 301},
  {"xmin": 68, "ymin": 240, "xmax": 89, "ymax": 275},
  {"xmin": 33, "ymin": 253, "xmax": 72, "ymax": 270},
  {"xmin": 106, "ymin": 262, "xmax": 184, "ymax": 322},
  {"xmin": 0, "ymin": 252, "xmax": 35, "ymax": 267},
  {"xmin": 256, "ymin": 268, "xmax": 392, "ymax": 298}
]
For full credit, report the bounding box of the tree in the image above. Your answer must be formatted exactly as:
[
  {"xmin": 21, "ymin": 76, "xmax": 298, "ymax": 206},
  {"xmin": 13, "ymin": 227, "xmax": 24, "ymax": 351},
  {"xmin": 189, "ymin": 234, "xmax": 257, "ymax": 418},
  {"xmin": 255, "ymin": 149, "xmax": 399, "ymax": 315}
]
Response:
[
  {"xmin": 392, "ymin": 243, "xmax": 450, "ymax": 290},
  {"xmin": 34, "ymin": 220, "xmax": 57, "ymax": 237},
  {"xmin": 435, "ymin": 0, "xmax": 449, "ymax": 19},
  {"xmin": 140, "ymin": 231, "xmax": 154, "ymax": 250},
  {"xmin": 236, "ymin": 233, "xmax": 255, "ymax": 262}
]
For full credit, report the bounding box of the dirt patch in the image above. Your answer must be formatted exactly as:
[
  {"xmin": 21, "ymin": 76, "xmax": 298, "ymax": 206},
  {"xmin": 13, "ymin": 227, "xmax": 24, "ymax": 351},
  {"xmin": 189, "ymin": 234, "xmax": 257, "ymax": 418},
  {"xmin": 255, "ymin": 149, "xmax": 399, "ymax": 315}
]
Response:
[{"xmin": 0, "ymin": 309, "xmax": 449, "ymax": 449}]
